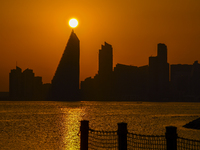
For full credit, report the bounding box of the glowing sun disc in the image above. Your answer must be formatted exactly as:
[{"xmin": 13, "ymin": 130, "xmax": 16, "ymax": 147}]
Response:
[{"xmin": 69, "ymin": 18, "xmax": 78, "ymax": 28}]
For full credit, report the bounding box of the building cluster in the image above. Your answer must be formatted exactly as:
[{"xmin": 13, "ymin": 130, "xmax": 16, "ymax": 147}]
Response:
[
  {"xmin": 9, "ymin": 66, "xmax": 50, "ymax": 100},
  {"xmin": 81, "ymin": 43, "xmax": 200, "ymax": 101},
  {"xmin": 9, "ymin": 30, "xmax": 80, "ymax": 101},
  {"xmin": 171, "ymin": 61, "xmax": 200, "ymax": 101},
  {"xmin": 8, "ymin": 31, "xmax": 200, "ymax": 101}
]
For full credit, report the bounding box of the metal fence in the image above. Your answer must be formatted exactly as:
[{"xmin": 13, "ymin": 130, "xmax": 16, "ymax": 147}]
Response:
[
  {"xmin": 127, "ymin": 133, "xmax": 166, "ymax": 150},
  {"xmin": 88, "ymin": 129, "xmax": 118, "ymax": 150},
  {"xmin": 80, "ymin": 120, "xmax": 200, "ymax": 150},
  {"xmin": 177, "ymin": 137, "xmax": 200, "ymax": 150}
]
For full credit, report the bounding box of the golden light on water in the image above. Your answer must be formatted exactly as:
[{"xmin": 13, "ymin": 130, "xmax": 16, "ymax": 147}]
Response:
[
  {"xmin": 60, "ymin": 107, "xmax": 85, "ymax": 149},
  {"xmin": 69, "ymin": 18, "xmax": 78, "ymax": 28}
]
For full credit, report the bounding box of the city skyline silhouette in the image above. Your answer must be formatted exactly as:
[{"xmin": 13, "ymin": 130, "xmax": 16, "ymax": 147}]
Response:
[
  {"xmin": 1, "ymin": 0, "xmax": 200, "ymax": 92},
  {"xmin": 1, "ymin": 1, "xmax": 200, "ymax": 149},
  {"xmin": 6, "ymin": 30, "xmax": 200, "ymax": 102}
]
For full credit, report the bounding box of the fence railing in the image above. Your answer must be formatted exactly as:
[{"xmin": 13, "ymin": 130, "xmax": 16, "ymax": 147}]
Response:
[
  {"xmin": 127, "ymin": 133, "xmax": 166, "ymax": 150},
  {"xmin": 177, "ymin": 137, "xmax": 200, "ymax": 150},
  {"xmin": 80, "ymin": 120, "xmax": 200, "ymax": 150},
  {"xmin": 89, "ymin": 129, "xmax": 118, "ymax": 150}
]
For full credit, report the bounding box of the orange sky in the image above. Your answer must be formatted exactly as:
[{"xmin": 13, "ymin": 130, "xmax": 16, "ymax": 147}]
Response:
[{"xmin": 1, "ymin": 0, "xmax": 200, "ymax": 91}]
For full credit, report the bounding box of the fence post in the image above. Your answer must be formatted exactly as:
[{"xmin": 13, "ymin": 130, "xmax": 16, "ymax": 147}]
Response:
[
  {"xmin": 118, "ymin": 122, "xmax": 127, "ymax": 150},
  {"xmin": 165, "ymin": 126, "xmax": 177, "ymax": 150},
  {"xmin": 80, "ymin": 120, "xmax": 89, "ymax": 150}
]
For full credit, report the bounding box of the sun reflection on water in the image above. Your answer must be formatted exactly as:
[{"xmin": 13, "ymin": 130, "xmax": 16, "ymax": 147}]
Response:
[{"xmin": 60, "ymin": 107, "xmax": 85, "ymax": 150}]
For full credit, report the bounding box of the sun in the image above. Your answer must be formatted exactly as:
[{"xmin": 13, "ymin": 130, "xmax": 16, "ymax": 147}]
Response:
[{"xmin": 69, "ymin": 18, "xmax": 78, "ymax": 28}]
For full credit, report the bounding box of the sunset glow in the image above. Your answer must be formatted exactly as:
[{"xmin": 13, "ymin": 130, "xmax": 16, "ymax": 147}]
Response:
[{"xmin": 1, "ymin": 0, "xmax": 200, "ymax": 91}]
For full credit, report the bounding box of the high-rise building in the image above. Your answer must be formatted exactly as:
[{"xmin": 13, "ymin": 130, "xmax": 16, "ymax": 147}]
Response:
[
  {"xmin": 9, "ymin": 67, "xmax": 43, "ymax": 100},
  {"xmin": 157, "ymin": 43, "xmax": 167, "ymax": 63},
  {"xmin": 148, "ymin": 56, "xmax": 158, "ymax": 99},
  {"xmin": 51, "ymin": 30, "xmax": 80, "ymax": 101},
  {"xmin": 191, "ymin": 61, "xmax": 200, "ymax": 96},
  {"xmin": 9, "ymin": 66, "xmax": 22, "ymax": 99},
  {"xmin": 97, "ymin": 42, "xmax": 113, "ymax": 100},
  {"xmin": 157, "ymin": 43, "xmax": 169, "ymax": 97},
  {"xmin": 22, "ymin": 68, "xmax": 35, "ymax": 98},
  {"xmin": 149, "ymin": 43, "xmax": 169, "ymax": 100},
  {"xmin": 171, "ymin": 64, "xmax": 192, "ymax": 98},
  {"xmin": 113, "ymin": 64, "xmax": 148, "ymax": 101},
  {"xmin": 98, "ymin": 42, "xmax": 113, "ymax": 76}
]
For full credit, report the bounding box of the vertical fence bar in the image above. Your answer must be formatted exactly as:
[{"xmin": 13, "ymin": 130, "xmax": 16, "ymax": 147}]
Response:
[
  {"xmin": 165, "ymin": 126, "xmax": 177, "ymax": 150},
  {"xmin": 80, "ymin": 120, "xmax": 89, "ymax": 150},
  {"xmin": 118, "ymin": 122, "xmax": 127, "ymax": 150}
]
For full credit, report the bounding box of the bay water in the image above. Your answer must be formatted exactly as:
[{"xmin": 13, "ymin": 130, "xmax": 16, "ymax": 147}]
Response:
[{"xmin": 0, "ymin": 101, "xmax": 199, "ymax": 150}]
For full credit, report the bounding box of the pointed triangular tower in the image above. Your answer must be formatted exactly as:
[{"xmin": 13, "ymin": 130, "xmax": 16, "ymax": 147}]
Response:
[{"xmin": 51, "ymin": 30, "xmax": 80, "ymax": 101}]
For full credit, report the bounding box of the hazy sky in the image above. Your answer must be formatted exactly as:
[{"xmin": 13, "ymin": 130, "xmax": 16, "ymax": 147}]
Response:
[{"xmin": 1, "ymin": 0, "xmax": 200, "ymax": 91}]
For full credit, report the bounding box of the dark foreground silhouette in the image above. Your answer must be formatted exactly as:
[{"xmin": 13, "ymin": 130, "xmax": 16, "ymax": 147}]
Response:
[{"xmin": 8, "ymin": 31, "xmax": 200, "ymax": 102}]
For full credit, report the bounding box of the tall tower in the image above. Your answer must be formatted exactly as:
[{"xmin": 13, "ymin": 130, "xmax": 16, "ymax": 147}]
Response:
[
  {"xmin": 149, "ymin": 43, "xmax": 169, "ymax": 101},
  {"xmin": 98, "ymin": 42, "xmax": 113, "ymax": 76},
  {"xmin": 51, "ymin": 30, "xmax": 80, "ymax": 101},
  {"xmin": 157, "ymin": 43, "xmax": 169, "ymax": 97},
  {"xmin": 22, "ymin": 69, "xmax": 35, "ymax": 99},
  {"xmin": 97, "ymin": 42, "xmax": 113, "ymax": 100},
  {"xmin": 157, "ymin": 43, "xmax": 167, "ymax": 63},
  {"xmin": 9, "ymin": 66, "xmax": 22, "ymax": 99}
]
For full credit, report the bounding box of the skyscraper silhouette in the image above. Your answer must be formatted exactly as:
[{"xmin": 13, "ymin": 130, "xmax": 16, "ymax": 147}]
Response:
[
  {"xmin": 98, "ymin": 42, "xmax": 113, "ymax": 100},
  {"xmin": 157, "ymin": 43, "xmax": 169, "ymax": 97},
  {"xmin": 171, "ymin": 64, "xmax": 192, "ymax": 99},
  {"xmin": 149, "ymin": 43, "xmax": 169, "ymax": 100},
  {"xmin": 9, "ymin": 66, "xmax": 43, "ymax": 100},
  {"xmin": 9, "ymin": 66, "xmax": 22, "ymax": 99},
  {"xmin": 98, "ymin": 42, "xmax": 113, "ymax": 76},
  {"xmin": 51, "ymin": 30, "xmax": 80, "ymax": 101},
  {"xmin": 22, "ymin": 69, "xmax": 35, "ymax": 99}
]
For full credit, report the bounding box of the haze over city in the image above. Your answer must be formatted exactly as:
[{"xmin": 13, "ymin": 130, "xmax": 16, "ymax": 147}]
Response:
[{"xmin": 1, "ymin": 0, "xmax": 200, "ymax": 91}]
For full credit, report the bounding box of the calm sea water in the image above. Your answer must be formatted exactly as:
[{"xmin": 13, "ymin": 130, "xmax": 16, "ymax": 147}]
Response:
[{"xmin": 0, "ymin": 101, "xmax": 199, "ymax": 150}]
